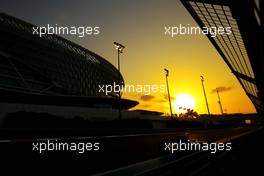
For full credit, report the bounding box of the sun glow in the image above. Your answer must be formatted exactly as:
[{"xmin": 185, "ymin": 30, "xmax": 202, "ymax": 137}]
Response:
[{"xmin": 173, "ymin": 93, "xmax": 196, "ymax": 113}]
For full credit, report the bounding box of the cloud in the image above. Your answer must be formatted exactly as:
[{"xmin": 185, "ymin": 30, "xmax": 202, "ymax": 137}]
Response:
[
  {"xmin": 211, "ymin": 86, "xmax": 234, "ymax": 93},
  {"xmin": 140, "ymin": 95, "xmax": 155, "ymax": 101},
  {"xmin": 163, "ymin": 94, "xmax": 175, "ymax": 101}
]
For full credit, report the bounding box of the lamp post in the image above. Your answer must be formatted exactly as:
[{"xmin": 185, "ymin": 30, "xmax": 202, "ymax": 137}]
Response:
[
  {"xmin": 114, "ymin": 42, "xmax": 125, "ymax": 120},
  {"xmin": 164, "ymin": 68, "xmax": 173, "ymax": 118},
  {"xmin": 200, "ymin": 76, "xmax": 210, "ymax": 116}
]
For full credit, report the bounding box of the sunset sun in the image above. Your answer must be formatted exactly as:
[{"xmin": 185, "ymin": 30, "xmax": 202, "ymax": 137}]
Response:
[{"xmin": 173, "ymin": 93, "xmax": 196, "ymax": 113}]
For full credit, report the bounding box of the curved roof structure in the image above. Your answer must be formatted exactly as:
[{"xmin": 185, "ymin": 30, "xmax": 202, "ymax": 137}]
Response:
[
  {"xmin": 0, "ymin": 13, "xmax": 123, "ymax": 98},
  {"xmin": 0, "ymin": 13, "xmax": 138, "ymax": 109}
]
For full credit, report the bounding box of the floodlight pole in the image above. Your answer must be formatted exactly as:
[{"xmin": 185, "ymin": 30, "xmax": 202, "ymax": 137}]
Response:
[
  {"xmin": 216, "ymin": 88, "xmax": 224, "ymax": 115},
  {"xmin": 200, "ymin": 76, "xmax": 210, "ymax": 116},
  {"xmin": 164, "ymin": 68, "xmax": 173, "ymax": 118},
  {"xmin": 114, "ymin": 42, "xmax": 125, "ymax": 120}
]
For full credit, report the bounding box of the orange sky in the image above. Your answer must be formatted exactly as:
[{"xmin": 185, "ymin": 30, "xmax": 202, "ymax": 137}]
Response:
[
  {"xmin": 60, "ymin": 1, "xmax": 256, "ymax": 115},
  {"xmin": 96, "ymin": 1, "xmax": 256, "ymax": 115},
  {"xmin": 84, "ymin": 0, "xmax": 256, "ymax": 115}
]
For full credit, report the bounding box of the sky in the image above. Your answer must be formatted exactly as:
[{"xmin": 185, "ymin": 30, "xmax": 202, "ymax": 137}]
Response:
[{"xmin": 0, "ymin": 0, "xmax": 256, "ymax": 114}]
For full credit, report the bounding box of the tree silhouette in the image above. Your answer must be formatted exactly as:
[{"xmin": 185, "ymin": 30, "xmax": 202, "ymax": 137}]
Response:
[{"xmin": 179, "ymin": 109, "xmax": 199, "ymax": 118}]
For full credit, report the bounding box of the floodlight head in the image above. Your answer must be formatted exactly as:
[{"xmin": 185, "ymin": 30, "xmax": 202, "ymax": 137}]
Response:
[
  {"xmin": 200, "ymin": 75, "xmax": 204, "ymax": 81},
  {"xmin": 114, "ymin": 42, "xmax": 125, "ymax": 53},
  {"xmin": 164, "ymin": 68, "xmax": 169, "ymax": 76}
]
